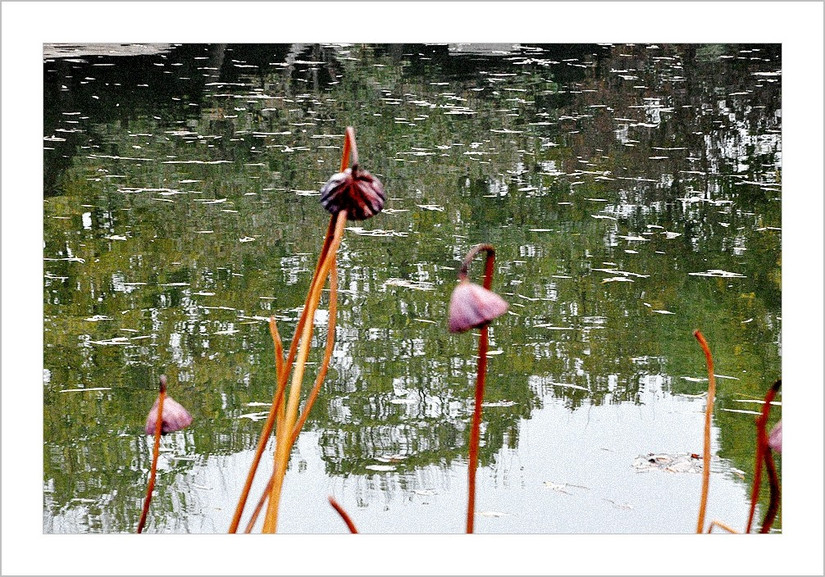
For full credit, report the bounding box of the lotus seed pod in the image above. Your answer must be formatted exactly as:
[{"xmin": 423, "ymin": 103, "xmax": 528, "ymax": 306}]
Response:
[
  {"xmin": 319, "ymin": 163, "xmax": 385, "ymax": 220},
  {"xmin": 767, "ymin": 420, "xmax": 782, "ymax": 453},
  {"xmin": 448, "ymin": 279, "xmax": 509, "ymax": 333},
  {"xmin": 145, "ymin": 395, "xmax": 193, "ymax": 435},
  {"xmin": 145, "ymin": 376, "xmax": 193, "ymax": 435}
]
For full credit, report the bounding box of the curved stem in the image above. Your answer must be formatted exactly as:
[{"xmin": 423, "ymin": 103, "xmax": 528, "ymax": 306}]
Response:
[
  {"xmin": 228, "ymin": 218, "xmax": 337, "ymax": 533},
  {"xmin": 760, "ymin": 447, "xmax": 781, "ymax": 533},
  {"xmin": 137, "ymin": 382, "xmax": 166, "ymax": 533},
  {"xmin": 459, "ymin": 243, "xmax": 495, "ymax": 283},
  {"xmin": 263, "ymin": 209, "xmax": 348, "ymax": 533},
  {"xmin": 693, "ymin": 329, "xmax": 716, "ymax": 534},
  {"xmin": 747, "ymin": 379, "xmax": 781, "ymax": 532},
  {"xmin": 244, "ymin": 262, "xmax": 339, "ymax": 533},
  {"xmin": 329, "ymin": 496, "xmax": 358, "ymax": 533},
  {"xmin": 464, "ymin": 244, "xmax": 496, "ymax": 533}
]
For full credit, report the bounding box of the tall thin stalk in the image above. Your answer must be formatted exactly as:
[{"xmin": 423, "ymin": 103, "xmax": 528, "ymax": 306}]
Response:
[
  {"xmin": 228, "ymin": 222, "xmax": 337, "ymax": 533},
  {"xmin": 137, "ymin": 379, "xmax": 166, "ymax": 534},
  {"xmin": 693, "ymin": 329, "xmax": 716, "ymax": 534},
  {"xmin": 455, "ymin": 244, "xmax": 504, "ymax": 534},
  {"xmin": 746, "ymin": 379, "xmax": 782, "ymax": 533},
  {"xmin": 230, "ymin": 126, "xmax": 383, "ymax": 533},
  {"xmin": 243, "ymin": 264, "xmax": 338, "ymax": 533},
  {"xmin": 263, "ymin": 209, "xmax": 347, "ymax": 532}
]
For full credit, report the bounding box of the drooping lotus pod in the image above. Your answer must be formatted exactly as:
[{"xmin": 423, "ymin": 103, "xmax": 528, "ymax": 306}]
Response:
[
  {"xmin": 319, "ymin": 163, "xmax": 385, "ymax": 220},
  {"xmin": 767, "ymin": 420, "xmax": 782, "ymax": 453},
  {"xmin": 145, "ymin": 375, "xmax": 193, "ymax": 435},
  {"xmin": 448, "ymin": 279, "xmax": 509, "ymax": 333}
]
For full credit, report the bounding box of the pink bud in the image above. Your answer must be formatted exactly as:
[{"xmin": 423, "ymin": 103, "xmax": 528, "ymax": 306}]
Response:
[
  {"xmin": 145, "ymin": 394, "xmax": 193, "ymax": 435},
  {"xmin": 319, "ymin": 163, "xmax": 385, "ymax": 221},
  {"xmin": 767, "ymin": 420, "xmax": 781, "ymax": 453},
  {"xmin": 448, "ymin": 280, "xmax": 509, "ymax": 333}
]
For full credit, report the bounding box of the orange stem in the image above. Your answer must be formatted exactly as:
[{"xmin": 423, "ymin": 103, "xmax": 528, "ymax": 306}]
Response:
[
  {"xmin": 693, "ymin": 329, "xmax": 716, "ymax": 534},
  {"xmin": 244, "ymin": 262, "xmax": 339, "ymax": 533},
  {"xmin": 263, "ymin": 209, "xmax": 347, "ymax": 532},
  {"xmin": 329, "ymin": 496, "xmax": 358, "ymax": 533},
  {"xmin": 291, "ymin": 259, "xmax": 338, "ymax": 445},
  {"xmin": 228, "ymin": 218, "xmax": 337, "ymax": 533},
  {"xmin": 137, "ymin": 387, "xmax": 165, "ymax": 533}
]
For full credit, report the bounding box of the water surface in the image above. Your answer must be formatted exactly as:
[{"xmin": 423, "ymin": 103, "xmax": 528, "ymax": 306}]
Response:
[{"xmin": 43, "ymin": 43, "xmax": 781, "ymax": 533}]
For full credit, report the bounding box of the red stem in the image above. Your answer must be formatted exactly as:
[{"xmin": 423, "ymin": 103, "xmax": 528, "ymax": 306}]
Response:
[
  {"xmin": 760, "ymin": 447, "xmax": 781, "ymax": 533},
  {"xmin": 137, "ymin": 382, "xmax": 166, "ymax": 533},
  {"xmin": 328, "ymin": 496, "xmax": 358, "ymax": 533},
  {"xmin": 465, "ymin": 244, "xmax": 496, "ymax": 533},
  {"xmin": 747, "ymin": 379, "xmax": 781, "ymax": 533}
]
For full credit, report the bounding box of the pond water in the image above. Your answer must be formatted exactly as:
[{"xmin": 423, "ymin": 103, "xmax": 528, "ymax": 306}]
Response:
[{"xmin": 43, "ymin": 43, "xmax": 781, "ymax": 534}]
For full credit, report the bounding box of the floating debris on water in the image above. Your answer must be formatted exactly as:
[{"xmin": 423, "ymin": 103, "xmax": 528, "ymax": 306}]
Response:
[
  {"xmin": 721, "ymin": 408, "xmax": 762, "ymax": 416},
  {"xmin": 603, "ymin": 499, "xmax": 634, "ymax": 510},
  {"xmin": 633, "ymin": 453, "xmax": 702, "ymax": 474},
  {"xmin": 237, "ymin": 411, "xmax": 270, "ymax": 421}
]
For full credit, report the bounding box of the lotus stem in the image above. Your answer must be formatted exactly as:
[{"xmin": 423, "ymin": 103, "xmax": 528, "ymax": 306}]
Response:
[
  {"xmin": 235, "ymin": 126, "xmax": 362, "ymax": 533},
  {"xmin": 760, "ymin": 444, "xmax": 781, "ymax": 533},
  {"xmin": 263, "ymin": 209, "xmax": 347, "ymax": 532},
  {"xmin": 228, "ymin": 317, "xmax": 290, "ymax": 533},
  {"xmin": 747, "ymin": 379, "xmax": 781, "ymax": 533},
  {"xmin": 243, "ymin": 263, "xmax": 339, "ymax": 533},
  {"xmin": 291, "ymin": 260, "xmax": 338, "ymax": 444},
  {"xmin": 466, "ymin": 244, "xmax": 496, "ymax": 534},
  {"xmin": 228, "ymin": 219, "xmax": 338, "ymax": 533},
  {"xmin": 693, "ymin": 329, "xmax": 716, "ymax": 534},
  {"xmin": 329, "ymin": 496, "xmax": 358, "ymax": 533},
  {"xmin": 137, "ymin": 378, "xmax": 166, "ymax": 533}
]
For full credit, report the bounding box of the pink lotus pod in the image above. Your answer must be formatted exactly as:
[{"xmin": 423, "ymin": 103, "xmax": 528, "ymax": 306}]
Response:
[
  {"xmin": 145, "ymin": 375, "xmax": 193, "ymax": 435},
  {"xmin": 319, "ymin": 163, "xmax": 385, "ymax": 221},
  {"xmin": 767, "ymin": 420, "xmax": 782, "ymax": 453},
  {"xmin": 448, "ymin": 279, "xmax": 509, "ymax": 333}
]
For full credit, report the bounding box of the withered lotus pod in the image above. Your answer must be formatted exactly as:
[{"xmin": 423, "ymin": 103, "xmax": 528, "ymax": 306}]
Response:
[
  {"xmin": 448, "ymin": 279, "xmax": 509, "ymax": 333},
  {"xmin": 767, "ymin": 420, "xmax": 782, "ymax": 453},
  {"xmin": 145, "ymin": 375, "xmax": 193, "ymax": 435},
  {"xmin": 319, "ymin": 163, "xmax": 385, "ymax": 221}
]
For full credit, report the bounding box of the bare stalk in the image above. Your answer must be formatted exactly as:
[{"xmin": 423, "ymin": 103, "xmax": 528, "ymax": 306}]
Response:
[
  {"xmin": 137, "ymin": 379, "xmax": 166, "ymax": 533},
  {"xmin": 746, "ymin": 379, "xmax": 781, "ymax": 532},
  {"xmin": 693, "ymin": 329, "xmax": 716, "ymax": 534},
  {"xmin": 329, "ymin": 496, "xmax": 358, "ymax": 533},
  {"xmin": 466, "ymin": 245, "xmax": 496, "ymax": 534},
  {"xmin": 263, "ymin": 209, "xmax": 347, "ymax": 532}
]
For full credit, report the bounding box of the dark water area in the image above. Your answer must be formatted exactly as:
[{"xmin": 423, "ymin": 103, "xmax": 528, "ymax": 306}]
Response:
[{"xmin": 43, "ymin": 43, "xmax": 781, "ymax": 533}]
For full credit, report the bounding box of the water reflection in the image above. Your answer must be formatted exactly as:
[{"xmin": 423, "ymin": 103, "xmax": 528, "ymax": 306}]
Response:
[{"xmin": 44, "ymin": 43, "xmax": 780, "ymax": 533}]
